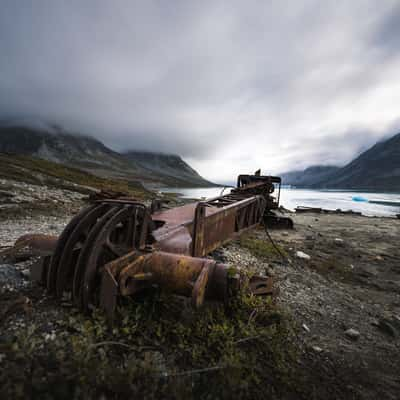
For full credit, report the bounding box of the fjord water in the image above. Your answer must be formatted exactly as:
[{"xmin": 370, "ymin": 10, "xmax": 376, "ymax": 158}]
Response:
[{"xmin": 160, "ymin": 187, "xmax": 400, "ymax": 217}]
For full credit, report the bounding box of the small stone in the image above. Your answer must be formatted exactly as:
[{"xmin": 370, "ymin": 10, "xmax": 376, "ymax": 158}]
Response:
[
  {"xmin": 302, "ymin": 323, "xmax": 310, "ymax": 333},
  {"xmin": 312, "ymin": 346, "xmax": 323, "ymax": 353},
  {"xmin": 334, "ymin": 238, "xmax": 344, "ymax": 246},
  {"xmin": 21, "ymin": 269, "xmax": 30, "ymax": 279},
  {"xmin": 345, "ymin": 328, "xmax": 360, "ymax": 340},
  {"xmin": 44, "ymin": 332, "xmax": 56, "ymax": 341},
  {"xmin": 296, "ymin": 251, "xmax": 311, "ymax": 260}
]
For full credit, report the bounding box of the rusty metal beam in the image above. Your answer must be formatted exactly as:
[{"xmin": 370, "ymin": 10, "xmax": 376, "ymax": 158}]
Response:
[{"xmin": 25, "ymin": 171, "xmax": 290, "ymax": 321}]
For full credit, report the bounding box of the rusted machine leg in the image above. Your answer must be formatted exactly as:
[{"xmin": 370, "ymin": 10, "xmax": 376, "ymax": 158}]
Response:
[
  {"xmin": 0, "ymin": 234, "xmax": 58, "ymax": 260},
  {"xmin": 99, "ymin": 250, "xmax": 229, "ymax": 322},
  {"xmin": 118, "ymin": 251, "xmax": 228, "ymax": 303},
  {"xmin": 100, "ymin": 250, "xmax": 273, "ymax": 322},
  {"xmin": 15, "ymin": 234, "xmax": 59, "ymax": 255},
  {"xmin": 0, "ymin": 234, "xmax": 58, "ymax": 283}
]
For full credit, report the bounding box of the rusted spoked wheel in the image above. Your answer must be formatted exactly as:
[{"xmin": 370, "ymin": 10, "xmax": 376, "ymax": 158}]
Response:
[
  {"xmin": 54, "ymin": 203, "xmax": 111, "ymax": 298},
  {"xmin": 79, "ymin": 204, "xmax": 153, "ymax": 312},
  {"xmin": 72, "ymin": 205, "xmax": 123, "ymax": 307},
  {"xmin": 46, "ymin": 204, "xmax": 98, "ymax": 294}
]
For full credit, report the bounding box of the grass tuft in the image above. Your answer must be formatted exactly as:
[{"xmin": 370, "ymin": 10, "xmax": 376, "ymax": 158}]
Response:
[{"xmin": 239, "ymin": 232, "xmax": 287, "ymax": 260}]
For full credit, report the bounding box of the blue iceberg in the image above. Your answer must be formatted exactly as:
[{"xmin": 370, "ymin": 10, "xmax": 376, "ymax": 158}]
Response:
[{"xmin": 352, "ymin": 196, "xmax": 368, "ymax": 203}]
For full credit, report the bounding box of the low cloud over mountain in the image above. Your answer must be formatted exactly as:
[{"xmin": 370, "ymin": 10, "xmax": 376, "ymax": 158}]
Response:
[{"xmin": 1, "ymin": 1, "xmax": 400, "ymax": 181}]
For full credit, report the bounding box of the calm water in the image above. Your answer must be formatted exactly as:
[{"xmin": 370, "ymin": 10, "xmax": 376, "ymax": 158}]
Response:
[{"xmin": 160, "ymin": 187, "xmax": 400, "ymax": 217}]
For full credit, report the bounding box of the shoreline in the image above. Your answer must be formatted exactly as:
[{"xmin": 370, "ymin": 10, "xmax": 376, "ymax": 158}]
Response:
[{"xmin": 156, "ymin": 185, "xmax": 400, "ymax": 218}]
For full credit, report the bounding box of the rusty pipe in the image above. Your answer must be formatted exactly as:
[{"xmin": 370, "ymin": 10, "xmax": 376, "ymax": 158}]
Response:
[{"xmin": 118, "ymin": 251, "xmax": 232, "ymax": 307}]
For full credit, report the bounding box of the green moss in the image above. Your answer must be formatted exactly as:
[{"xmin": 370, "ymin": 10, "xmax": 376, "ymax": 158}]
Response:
[
  {"xmin": 239, "ymin": 233, "xmax": 287, "ymax": 260},
  {"xmin": 0, "ymin": 153, "xmax": 150, "ymax": 198},
  {"xmin": 311, "ymin": 256, "xmax": 354, "ymax": 282}
]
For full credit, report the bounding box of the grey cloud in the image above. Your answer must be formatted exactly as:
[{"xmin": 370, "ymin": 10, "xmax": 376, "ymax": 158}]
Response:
[
  {"xmin": 0, "ymin": 0, "xmax": 399, "ymax": 182},
  {"xmin": 370, "ymin": 2, "xmax": 400, "ymax": 58}
]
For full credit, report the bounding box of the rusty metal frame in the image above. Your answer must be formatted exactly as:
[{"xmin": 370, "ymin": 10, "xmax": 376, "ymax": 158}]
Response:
[{"xmin": 26, "ymin": 172, "xmax": 287, "ymax": 321}]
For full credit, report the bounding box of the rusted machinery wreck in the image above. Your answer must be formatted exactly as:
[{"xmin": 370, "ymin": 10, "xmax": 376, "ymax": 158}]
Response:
[{"xmin": 27, "ymin": 173, "xmax": 292, "ymax": 321}]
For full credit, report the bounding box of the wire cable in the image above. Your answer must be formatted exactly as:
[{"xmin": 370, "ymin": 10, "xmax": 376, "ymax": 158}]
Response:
[
  {"xmin": 261, "ymin": 218, "xmax": 291, "ymax": 265},
  {"xmin": 220, "ymin": 186, "xmax": 228, "ymax": 196}
]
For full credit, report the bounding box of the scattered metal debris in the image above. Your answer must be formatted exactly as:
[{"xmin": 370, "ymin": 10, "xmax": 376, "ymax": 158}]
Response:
[
  {"xmin": 0, "ymin": 234, "xmax": 57, "ymax": 262},
  {"xmin": 23, "ymin": 172, "xmax": 292, "ymax": 321},
  {"xmin": 295, "ymin": 206, "xmax": 362, "ymax": 216}
]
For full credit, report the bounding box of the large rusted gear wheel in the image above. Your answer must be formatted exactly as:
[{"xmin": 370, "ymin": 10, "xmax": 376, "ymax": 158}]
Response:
[
  {"xmin": 47, "ymin": 203, "xmax": 100, "ymax": 294},
  {"xmin": 47, "ymin": 200, "xmax": 154, "ymax": 314},
  {"xmin": 72, "ymin": 205, "xmax": 123, "ymax": 306},
  {"xmin": 54, "ymin": 203, "xmax": 111, "ymax": 298},
  {"xmin": 79, "ymin": 204, "xmax": 152, "ymax": 312}
]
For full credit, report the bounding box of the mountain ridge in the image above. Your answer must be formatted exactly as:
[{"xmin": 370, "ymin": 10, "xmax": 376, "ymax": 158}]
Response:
[
  {"xmin": 123, "ymin": 150, "xmax": 209, "ymax": 188},
  {"xmin": 0, "ymin": 122, "xmax": 214, "ymax": 187},
  {"xmin": 280, "ymin": 165, "xmax": 340, "ymax": 187},
  {"xmin": 280, "ymin": 132, "xmax": 400, "ymax": 192}
]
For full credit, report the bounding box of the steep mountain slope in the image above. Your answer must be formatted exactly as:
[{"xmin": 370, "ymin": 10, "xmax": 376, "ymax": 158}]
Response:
[
  {"xmin": 280, "ymin": 166, "xmax": 339, "ymax": 187},
  {"xmin": 122, "ymin": 151, "xmax": 215, "ymax": 187},
  {"xmin": 280, "ymin": 132, "xmax": 400, "ymax": 191},
  {"xmin": 0, "ymin": 153, "xmax": 148, "ymax": 198},
  {"xmin": 0, "ymin": 153, "xmax": 149, "ymax": 219},
  {"xmin": 0, "ymin": 125, "xmax": 133, "ymax": 175},
  {"xmin": 0, "ymin": 122, "xmax": 213, "ymax": 187},
  {"xmin": 321, "ymin": 132, "xmax": 400, "ymax": 191}
]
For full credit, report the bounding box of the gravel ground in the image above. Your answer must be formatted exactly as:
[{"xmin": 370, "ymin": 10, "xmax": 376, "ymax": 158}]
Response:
[
  {"xmin": 0, "ymin": 214, "xmax": 72, "ymax": 248},
  {"xmin": 218, "ymin": 212, "xmax": 400, "ymax": 400},
  {"xmin": 1, "ymin": 200, "xmax": 399, "ymax": 399},
  {"xmin": 0, "ymin": 179, "xmax": 85, "ymax": 209}
]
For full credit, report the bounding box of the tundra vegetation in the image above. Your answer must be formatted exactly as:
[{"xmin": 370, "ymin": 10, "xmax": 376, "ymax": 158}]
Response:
[{"xmin": 0, "ymin": 275, "xmax": 300, "ymax": 399}]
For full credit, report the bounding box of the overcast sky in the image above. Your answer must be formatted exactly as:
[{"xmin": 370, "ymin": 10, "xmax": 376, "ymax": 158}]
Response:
[{"xmin": 1, "ymin": 1, "xmax": 399, "ymax": 182}]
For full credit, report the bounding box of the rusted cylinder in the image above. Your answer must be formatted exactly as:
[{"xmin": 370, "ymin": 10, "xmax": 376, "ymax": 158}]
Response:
[
  {"xmin": 119, "ymin": 251, "xmax": 230, "ymax": 304},
  {"xmin": 15, "ymin": 234, "xmax": 59, "ymax": 255}
]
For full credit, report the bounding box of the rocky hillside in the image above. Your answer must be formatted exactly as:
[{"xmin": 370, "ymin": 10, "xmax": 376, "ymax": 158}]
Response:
[
  {"xmin": 0, "ymin": 153, "xmax": 149, "ymax": 218},
  {"xmin": 0, "ymin": 121, "xmax": 213, "ymax": 187},
  {"xmin": 122, "ymin": 151, "xmax": 214, "ymax": 187},
  {"xmin": 280, "ymin": 166, "xmax": 339, "ymax": 187},
  {"xmin": 280, "ymin": 132, "xmax": 400, "ymax": 192},
  {"xmin": 320, "ymin": 132, "xmax": 400, "ymax": 191}
]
